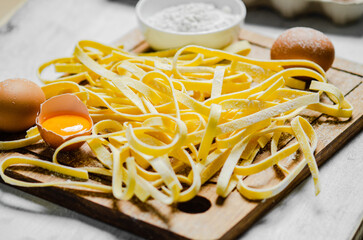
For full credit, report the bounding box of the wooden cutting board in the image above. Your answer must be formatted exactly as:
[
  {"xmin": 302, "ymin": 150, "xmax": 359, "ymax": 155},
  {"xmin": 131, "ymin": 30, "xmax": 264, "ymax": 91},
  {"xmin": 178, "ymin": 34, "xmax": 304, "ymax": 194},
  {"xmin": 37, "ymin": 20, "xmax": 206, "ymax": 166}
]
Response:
[{"xmin": 0, "ymin": 28, "xmax": 362, "ymax": 240}]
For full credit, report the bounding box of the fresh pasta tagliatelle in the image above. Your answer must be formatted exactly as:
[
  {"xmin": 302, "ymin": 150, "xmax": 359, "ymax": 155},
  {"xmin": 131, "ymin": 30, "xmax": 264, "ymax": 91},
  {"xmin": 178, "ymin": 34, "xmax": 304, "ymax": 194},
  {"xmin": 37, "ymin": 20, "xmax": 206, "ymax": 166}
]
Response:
[{"xmin": 0, "ymin": 39, "xmax": 353, "ymax": 203}]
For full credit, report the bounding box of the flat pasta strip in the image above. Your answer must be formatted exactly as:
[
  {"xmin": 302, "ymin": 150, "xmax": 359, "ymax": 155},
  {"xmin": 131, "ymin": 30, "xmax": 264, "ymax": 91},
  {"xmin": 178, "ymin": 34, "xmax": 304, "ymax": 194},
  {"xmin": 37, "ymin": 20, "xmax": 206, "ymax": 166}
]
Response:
[{"xmin": 0, "ymin": 39, "xmax": 353, "ymax": 204}]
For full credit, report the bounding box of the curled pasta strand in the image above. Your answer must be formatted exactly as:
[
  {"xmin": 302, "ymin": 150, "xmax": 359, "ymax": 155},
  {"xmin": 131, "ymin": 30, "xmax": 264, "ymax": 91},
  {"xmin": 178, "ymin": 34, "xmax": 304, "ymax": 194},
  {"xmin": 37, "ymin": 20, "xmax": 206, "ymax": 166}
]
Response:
[{"xmin": 0, "ymin": 39, "xmax": 353, "ymax": 204}]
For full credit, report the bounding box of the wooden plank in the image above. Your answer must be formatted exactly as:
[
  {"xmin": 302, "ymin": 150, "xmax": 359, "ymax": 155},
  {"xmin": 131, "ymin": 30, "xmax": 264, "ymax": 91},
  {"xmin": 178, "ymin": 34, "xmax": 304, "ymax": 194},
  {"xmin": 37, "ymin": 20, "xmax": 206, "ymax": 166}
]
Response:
[
  {"xmin": 0, "ymin": 0, "xmax": 26, "ymax": 27},
  {"xmin": 332, "ymin": 58, "xmax": 363, "ymax": 77},
  {"xmin": 239, "ymin": 28, "xmax": 274, "ymax": 48},
  {"xmin": 352, "ymin": 219, "xmax": 363, "ymax": 240},
  {"xmin": 0, "ymin": 28, "xmax": 362, "ymax": 240},
  {"xmin": 114, "ymin": 28, "xmax": 146, "ymax": 52}
]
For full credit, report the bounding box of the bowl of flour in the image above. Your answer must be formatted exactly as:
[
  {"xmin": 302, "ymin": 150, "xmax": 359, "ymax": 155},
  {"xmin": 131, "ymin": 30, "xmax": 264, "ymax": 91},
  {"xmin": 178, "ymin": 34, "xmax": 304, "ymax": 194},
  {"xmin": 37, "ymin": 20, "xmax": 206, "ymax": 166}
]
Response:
[{"xmin": 136, "ymin": 0, "xmax": 246, "ymax": 50}]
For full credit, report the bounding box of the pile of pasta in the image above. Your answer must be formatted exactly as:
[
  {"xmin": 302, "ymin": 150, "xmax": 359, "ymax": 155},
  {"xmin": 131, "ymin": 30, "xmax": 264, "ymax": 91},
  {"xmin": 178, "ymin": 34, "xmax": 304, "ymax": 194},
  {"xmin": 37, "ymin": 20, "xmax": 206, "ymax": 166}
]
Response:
[{"xmin": 0, "ymin": 40, "xmax": 352, "ymax": 204}]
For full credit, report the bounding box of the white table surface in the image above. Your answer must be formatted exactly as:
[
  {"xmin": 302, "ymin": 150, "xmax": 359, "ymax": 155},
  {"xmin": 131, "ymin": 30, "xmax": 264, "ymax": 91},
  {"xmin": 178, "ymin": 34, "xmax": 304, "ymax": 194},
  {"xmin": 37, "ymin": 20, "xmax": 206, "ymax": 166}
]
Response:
[{"xmin": 0, "ymin": 0, "xmax": 362, "ymax": 239}]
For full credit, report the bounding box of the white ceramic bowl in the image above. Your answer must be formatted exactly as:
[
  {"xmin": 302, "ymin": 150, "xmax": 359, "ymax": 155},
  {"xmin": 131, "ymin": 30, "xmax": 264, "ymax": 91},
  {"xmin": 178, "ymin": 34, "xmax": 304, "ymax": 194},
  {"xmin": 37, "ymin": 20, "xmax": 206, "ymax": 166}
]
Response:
[{"xmin": 136, "ymin": 0, "xmax": 246, "ymax": 50}]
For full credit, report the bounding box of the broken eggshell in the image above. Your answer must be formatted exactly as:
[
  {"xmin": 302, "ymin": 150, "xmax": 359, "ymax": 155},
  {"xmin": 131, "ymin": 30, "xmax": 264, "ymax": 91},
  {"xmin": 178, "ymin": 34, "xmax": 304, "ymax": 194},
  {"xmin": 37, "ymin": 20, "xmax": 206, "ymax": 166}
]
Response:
[{"xmin": 36, "ymin": 94, "xmax": 93, "ymax": 151}]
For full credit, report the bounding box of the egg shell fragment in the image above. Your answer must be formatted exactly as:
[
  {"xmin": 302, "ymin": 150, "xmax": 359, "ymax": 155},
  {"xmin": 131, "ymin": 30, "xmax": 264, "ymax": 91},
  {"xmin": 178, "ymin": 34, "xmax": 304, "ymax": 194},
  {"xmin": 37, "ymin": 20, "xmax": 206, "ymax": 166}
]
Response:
[{"xmin": 36, "ymin": 94, "xmax": 93, "ymax": 151}]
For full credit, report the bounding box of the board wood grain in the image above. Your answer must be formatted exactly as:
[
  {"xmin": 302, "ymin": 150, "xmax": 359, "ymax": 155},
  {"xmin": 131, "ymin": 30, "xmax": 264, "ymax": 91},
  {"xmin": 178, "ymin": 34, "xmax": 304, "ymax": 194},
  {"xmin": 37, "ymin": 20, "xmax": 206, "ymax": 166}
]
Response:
[{"xmin": 0, "ymin": 28, "xmax": 362, "ymax": 240}]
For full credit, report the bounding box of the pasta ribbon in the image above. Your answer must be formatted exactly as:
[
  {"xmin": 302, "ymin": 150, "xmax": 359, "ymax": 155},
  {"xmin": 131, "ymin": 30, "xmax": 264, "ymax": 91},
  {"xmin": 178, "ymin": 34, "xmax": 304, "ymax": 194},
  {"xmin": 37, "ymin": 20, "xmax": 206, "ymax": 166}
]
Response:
[{"xmin": 0, "ymin": 39, "xmax": 352, "ymax": 204}]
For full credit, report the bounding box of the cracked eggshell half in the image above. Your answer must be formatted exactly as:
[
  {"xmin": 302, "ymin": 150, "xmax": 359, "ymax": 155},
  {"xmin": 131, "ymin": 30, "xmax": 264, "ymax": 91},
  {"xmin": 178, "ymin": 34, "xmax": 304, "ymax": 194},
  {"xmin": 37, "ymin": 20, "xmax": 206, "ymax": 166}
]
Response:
[{"xmin": 36, "ymin": 94, "xmax": 93, "ymax": 151}]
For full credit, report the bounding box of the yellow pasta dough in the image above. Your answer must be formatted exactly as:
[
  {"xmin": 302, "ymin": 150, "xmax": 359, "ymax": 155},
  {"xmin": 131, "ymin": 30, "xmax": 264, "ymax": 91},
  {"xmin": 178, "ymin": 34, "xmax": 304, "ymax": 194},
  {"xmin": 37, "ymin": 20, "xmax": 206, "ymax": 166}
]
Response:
[{"xmin": 0, "ymin": 39, "xmax": 352, "ymax": 203}]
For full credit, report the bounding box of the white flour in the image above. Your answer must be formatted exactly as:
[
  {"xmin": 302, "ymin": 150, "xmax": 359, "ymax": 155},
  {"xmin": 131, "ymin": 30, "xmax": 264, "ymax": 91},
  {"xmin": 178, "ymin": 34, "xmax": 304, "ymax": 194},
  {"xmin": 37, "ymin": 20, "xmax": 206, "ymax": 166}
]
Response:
[{"xmin": 148, "ymin": 3, "xmax": 239, "ymax": 33}]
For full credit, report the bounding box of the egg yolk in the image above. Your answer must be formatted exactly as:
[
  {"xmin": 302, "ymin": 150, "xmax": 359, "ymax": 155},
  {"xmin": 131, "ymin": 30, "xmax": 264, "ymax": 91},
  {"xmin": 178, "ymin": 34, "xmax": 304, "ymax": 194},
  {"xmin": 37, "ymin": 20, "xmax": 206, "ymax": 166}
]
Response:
[{"xmin": 42, "ymin": 115, "xmax": 92, "ymax": 136}]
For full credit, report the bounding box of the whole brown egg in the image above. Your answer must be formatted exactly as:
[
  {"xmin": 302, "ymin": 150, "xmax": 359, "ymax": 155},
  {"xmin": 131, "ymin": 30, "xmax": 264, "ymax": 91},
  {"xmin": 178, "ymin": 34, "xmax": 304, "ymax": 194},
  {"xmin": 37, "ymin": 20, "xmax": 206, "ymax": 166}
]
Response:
[
  {"xmin": 0, "ymin": 78, "xmax": 46, "ymax": 132},
  {"xmin": 271, "ymin": 27, "xmax": 335, "ymax": 72}
]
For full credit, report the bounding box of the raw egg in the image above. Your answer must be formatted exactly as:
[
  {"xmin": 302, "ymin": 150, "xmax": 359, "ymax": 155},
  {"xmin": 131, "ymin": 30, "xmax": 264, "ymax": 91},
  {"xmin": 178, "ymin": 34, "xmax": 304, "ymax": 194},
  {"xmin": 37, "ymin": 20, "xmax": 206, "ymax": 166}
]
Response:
[
  {"xmin": 36, "ymin": 94, "xmax": 93, "ymax": 150},
  {"xmin": 271, "ymin": 27, "xmax": 335, "ymax": 72},
  {"xmin": 0, "ymin": 78, "xmax": 46, "ymax": 132}
]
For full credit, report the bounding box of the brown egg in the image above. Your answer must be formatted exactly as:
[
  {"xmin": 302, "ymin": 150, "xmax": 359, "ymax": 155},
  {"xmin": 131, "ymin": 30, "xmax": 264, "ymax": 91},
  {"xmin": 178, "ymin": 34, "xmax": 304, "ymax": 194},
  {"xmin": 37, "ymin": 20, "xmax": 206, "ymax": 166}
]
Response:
[
  {"xmin": 271, "ymin": 27, "xmax": 335, "ymax": 72},
  {"xmin": 36, "ymin": 94, "xmax": 93, "ymax": 151},
  {"xmin": 0, "ymin": 78, "xmax": 46, "ymax": 132}
]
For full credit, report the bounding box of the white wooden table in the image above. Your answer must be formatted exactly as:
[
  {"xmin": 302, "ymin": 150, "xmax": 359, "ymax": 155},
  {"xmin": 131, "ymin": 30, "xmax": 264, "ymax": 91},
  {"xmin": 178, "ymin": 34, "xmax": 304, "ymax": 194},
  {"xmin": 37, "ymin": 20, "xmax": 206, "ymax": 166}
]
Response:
[{"xmin": 0, "ymin": 0, "xmax": 362, "ymax": 239}]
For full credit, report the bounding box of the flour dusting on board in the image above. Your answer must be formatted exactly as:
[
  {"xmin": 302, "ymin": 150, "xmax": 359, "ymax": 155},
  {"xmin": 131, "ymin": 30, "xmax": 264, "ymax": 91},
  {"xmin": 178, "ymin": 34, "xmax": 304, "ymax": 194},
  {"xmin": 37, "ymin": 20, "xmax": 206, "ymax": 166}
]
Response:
[{"xmin": 148, "ymin": 3, "xmax": 239, "ymax": 33}]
